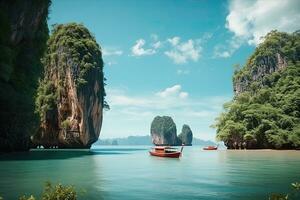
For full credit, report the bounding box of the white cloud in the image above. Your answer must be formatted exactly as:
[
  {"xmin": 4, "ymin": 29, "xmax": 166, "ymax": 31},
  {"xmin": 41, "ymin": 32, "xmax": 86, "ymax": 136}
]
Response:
[
  {"xmin": 152, "ymin": 41, "xmax": 162, "ymax": 49},
  {"xmin": 226, "ymin": 0, "xmax": 300, "ymax": 45},
  {"xmin": 177, "ymin": 69, "xmax": 190, "ymax": 75},
  {"xmin": 131, "ymin": 39, "xmax": 156, "ymax": 56},
  {"xmin": 165, "ymin": 37, "xmax": 202, "ymax": 64},
  {"xmin": 179, "ymin": 92, "xmax": 189, "ymax": 99},
  {"xmin": 213, "ymin": 37, "xmax": 243, "ymax": 58},
  {"xmin": 107, "ymin": 88, "xmax": 151, "ymax": 107},
  {"xmin": 156, "ymin": 84, "xmax": 188, "ymax": 99},
  {"xmin": 150, "ymin": 34, "xmax": 163, "ymax": 49},
  {"xmin": 102, "ymin": 48, "xmax": 123, "ymax": 56},
  {"xmin": 167, "ymin": 36, "xmax": 180, "ymax": 46}
]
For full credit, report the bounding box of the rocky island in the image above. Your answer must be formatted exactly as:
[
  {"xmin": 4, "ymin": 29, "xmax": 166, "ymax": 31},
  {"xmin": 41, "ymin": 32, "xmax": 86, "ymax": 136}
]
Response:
[
  {"xmin": 178, "ymin": 124, "xmax": 193, "ymax": 146},
  {"xmin": 33, "ymin": 23, "xmax": 108, "ymax": 148},
  {"xmin": 150, "ymin": 116, "xmax": 193, "ymax": 146},
  {"xmin": 150, "ymin": 116, "xmax": 177, "ymax": 145},
  {"xmin": 214, "ymin": 31, "xmax": 300, "ymax": 149}
]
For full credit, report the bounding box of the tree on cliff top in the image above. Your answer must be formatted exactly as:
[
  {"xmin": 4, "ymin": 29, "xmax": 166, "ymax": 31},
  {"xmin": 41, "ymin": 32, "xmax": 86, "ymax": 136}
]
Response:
[{"xmin": 213, "ymin": 30, "xmax": 300, "ymax": 149}]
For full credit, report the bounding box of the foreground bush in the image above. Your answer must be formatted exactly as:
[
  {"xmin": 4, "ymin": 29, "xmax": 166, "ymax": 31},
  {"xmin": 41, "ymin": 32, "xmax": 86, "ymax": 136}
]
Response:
[{"xmin": 19, "ymin": 182, "xmax": 77, "ymax": 200}]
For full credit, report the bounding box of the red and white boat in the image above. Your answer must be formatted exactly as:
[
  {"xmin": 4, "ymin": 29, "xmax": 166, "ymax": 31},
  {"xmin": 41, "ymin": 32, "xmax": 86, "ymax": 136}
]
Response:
[
  {"xmin": 149, "ymin": 146, "xmax": 184, "ymax": 158},
  {"xmin": 203, "ymin": 145, "xmax": 219, "ymax": 150}
]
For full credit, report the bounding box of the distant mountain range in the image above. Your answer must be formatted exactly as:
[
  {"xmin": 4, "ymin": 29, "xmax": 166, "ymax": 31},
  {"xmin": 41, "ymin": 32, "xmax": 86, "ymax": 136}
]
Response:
[{"xmin": 94, "ymin": 135, "xmax": 216, "ymax": 146}]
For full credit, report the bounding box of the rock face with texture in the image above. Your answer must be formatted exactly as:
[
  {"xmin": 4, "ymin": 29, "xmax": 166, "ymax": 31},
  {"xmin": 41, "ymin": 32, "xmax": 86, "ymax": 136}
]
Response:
[
  {"xmin": 0, "ymin": 0, "xmax": 50, "ymax": 152},
  {"xmin": 233, "ymin": 53, "xmax": 287, "ymax": 94},
  {"xmin": 178, "ymin": 124, "xmax": 193, "ymax": 145},
  {"xmin": 33, "ymin": 23, "xmax": 108, "ymax": 148},
  {"xmin": 150, "ymin": 116, "xmax": 178, "ymax": 145}
]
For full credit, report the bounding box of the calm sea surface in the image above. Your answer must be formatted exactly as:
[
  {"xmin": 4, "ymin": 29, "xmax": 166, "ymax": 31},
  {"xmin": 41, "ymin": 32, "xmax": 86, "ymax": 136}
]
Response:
[{"xmin": 0, "ymin": 146, "xmax": 299, "ymax": 200}]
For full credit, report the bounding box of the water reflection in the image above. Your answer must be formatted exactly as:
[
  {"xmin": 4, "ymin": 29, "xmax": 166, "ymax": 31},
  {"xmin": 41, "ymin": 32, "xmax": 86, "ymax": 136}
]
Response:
[{"xmin": 0, "ymin": 146, "xmax": 148, "ymax": 161}]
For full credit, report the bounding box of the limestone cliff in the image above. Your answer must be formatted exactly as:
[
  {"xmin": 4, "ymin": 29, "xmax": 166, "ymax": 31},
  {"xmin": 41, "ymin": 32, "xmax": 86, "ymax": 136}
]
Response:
[
  {"xmin": 234, "ymin": 53, "xmax": 287, "ymax": 94},
  {"xmin": 150, "ymin": 116, "xmax": 178, "ymax": 145},
  {"xmin": 33, "ymin": 23, "xmax": 108, "ymax": 148},
  {"xmin": 0, "ymin": 0, "xmax": 50, "ymax": 151},
  {"xmin": 177, "ymin": 124, "xmax": 193, "ymax": 146}
]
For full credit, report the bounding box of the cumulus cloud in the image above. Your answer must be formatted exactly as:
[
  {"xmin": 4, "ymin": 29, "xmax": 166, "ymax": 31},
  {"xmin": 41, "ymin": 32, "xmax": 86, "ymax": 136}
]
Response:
[
  {"xmin": 156, "ymin": 84, "xmax": 189, "ymax": 99},
  {"xmin": 226, "ymin": 0, "xmax": 300, "ymax": 45},
  {"xmin": 131, "ymin": 39, "xmax": 156, "ymax": 56},
  {"xmin": 167, "ymin": 36, "xmax": 180, "ymax": 46},
  {"xmin": 164, "ymin": 37, "xmax": 202, "ymax": 64},
  {"xmin": 102, "ymin": 48, "xmax": 123, "ymax": 56}
]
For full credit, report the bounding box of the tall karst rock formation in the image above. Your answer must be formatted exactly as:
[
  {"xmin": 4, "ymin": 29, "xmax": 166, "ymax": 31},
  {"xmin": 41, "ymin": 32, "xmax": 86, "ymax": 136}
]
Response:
[{"xmin": 33, "ymin": 23, "xmax": 108, "ymax": 148}]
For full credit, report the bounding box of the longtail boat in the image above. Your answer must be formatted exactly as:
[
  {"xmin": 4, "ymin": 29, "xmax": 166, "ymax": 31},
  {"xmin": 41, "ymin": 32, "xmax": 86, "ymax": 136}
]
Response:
[
  {"xmin": 149, "ymin": 146, "xmax": 184, "ymax": 158},
  {"xmin": 203, "ymin": 144, "xmax": 219, "ymax": 150}
]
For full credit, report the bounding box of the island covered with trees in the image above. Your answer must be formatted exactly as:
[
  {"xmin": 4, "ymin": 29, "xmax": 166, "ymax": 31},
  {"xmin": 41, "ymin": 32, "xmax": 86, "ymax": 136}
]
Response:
[{"xmin": 213, "ymin": 31, "xmax": 300, "ymax": 149}]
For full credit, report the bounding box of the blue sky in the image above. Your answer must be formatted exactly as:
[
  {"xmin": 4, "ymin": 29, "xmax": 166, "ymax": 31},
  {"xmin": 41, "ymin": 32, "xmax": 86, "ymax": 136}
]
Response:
[{"xmin": 48, "ymin": 0, "xmax": 300, "ymax": 140}]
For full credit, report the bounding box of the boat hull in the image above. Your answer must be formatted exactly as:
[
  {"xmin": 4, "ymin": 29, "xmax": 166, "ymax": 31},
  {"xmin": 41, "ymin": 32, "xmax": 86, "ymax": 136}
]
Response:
[
  {"xmin": 203, "ymin": 147, "xmax": 218, "ymax": 150},
  {"xmin": 149, "ymin": 151, "xmax": 181, "ymax": 158}
]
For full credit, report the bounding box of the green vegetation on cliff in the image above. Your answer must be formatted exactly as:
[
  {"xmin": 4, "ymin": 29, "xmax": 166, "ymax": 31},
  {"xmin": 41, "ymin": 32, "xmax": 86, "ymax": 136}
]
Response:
[
  {"xmin": 35, "ymin": 23, "xmax": 109, "ymax": 120},
  {"xmin": 0, "ymin": 0, "xmax": 50, "ymax": 151},
  {"xmin": 213, "ymin": 31, "xmax": 300, "ymax": 149},
  {"xmin": 34, "ymin": 23, "xmax": 108, "ymax": 148}
]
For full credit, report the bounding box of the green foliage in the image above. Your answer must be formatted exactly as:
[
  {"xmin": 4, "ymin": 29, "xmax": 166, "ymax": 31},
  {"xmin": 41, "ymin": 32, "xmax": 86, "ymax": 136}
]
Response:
[
  {"xmin": 19, "ymin": 195, "xmax": 36, "ymax": 200},
  {"xmin": 18, "ymin": 182, "xmax": 77, "ymax": 200},
  {"xmin": 214, "ymin": 31, "xmax": 300, "ymax": 149},
  {"xmin": 291, "ymin": 182, "xmax": 300, "ymax": 191},
  {"xmin": 35, "ymin": 81, "xmax": 57, "ymax": 119},
  {"xmin": 44, "ymin": 23, "xmax": 104, "ymax": 88},
  {"xmin": 40, "ymin": 182, "xmax": 77, "ymax": 200},
  {"xmin": 61, "ymin": 119, "xmax": 71, "ymax": 130}
]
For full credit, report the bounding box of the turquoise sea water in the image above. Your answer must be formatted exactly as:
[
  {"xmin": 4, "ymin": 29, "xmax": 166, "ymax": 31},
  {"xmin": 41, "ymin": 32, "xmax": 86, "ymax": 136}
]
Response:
[{"xmin": 0, "ymin": 146, "xmax": 300, "ymax": 200}]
